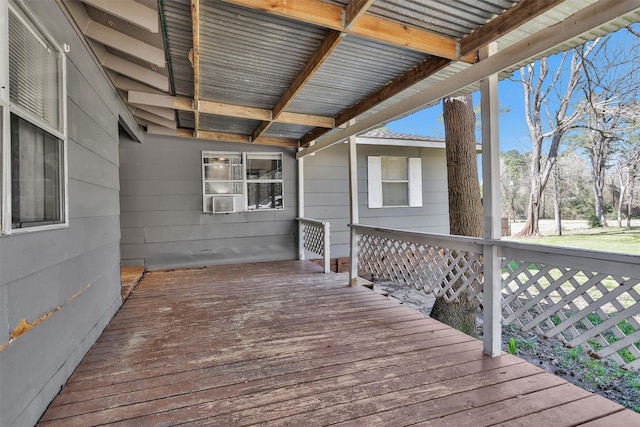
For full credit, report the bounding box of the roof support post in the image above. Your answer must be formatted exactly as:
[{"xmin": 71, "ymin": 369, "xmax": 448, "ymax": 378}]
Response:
[
  {"xmin": 480, "ymin": 42, "xmax": 502, "ymax": 357},
  {"xmin": 348, "ymin": 130, "xmax": 360, "ymax": 286},
  {"xmin": 297, "ymin": 150, "xmax": 305, "ymax": 261}
]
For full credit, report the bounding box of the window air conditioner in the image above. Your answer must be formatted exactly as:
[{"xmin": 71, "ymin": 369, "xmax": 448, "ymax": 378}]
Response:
[{"xmin": 212, "ymin": 197, "xmax": 235, "ymax": 213}]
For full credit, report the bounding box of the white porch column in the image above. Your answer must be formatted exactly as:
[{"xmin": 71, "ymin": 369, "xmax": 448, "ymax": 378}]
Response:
[
  {"xmin": 297, "ymin": 149, "xmax": 305, "ymax": 261},
  {"xmin": 480, "ymin": 42, "xmax": 502, "ymax": 357},
  {"xmin": 348, "ymin": 132, "xmax": 360, "ymax": 286}
]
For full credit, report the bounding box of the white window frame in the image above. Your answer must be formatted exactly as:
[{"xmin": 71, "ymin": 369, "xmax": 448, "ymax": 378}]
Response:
[
  {"xmin": 1, "ymin": 0, "xmax": 68, "ymax": 235},
  {"xmin": 202, "ymin": 151, "xmax": 284, "ymax": 214},
  {"xmin": 367, "ymin": 155, "xmax": 422, "ymax": 208}
]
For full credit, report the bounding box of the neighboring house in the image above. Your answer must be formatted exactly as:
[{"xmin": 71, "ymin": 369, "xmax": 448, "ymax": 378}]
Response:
[{"xmin": 1, "ymin": 0, "xmax": 637, "ymax": 425}]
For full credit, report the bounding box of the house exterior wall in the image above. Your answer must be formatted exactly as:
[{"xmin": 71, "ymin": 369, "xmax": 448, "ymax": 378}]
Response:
[
  {"xmin": 0, "ymin": 3, "xmax": 133, "ymax": 426},
  {"xmin": 119, "ymin": 133, "xmax": 298, "ymax": 269},
  {"xmin": 304, "ymin": 143, "xmax": 450, "ymax": 258}
]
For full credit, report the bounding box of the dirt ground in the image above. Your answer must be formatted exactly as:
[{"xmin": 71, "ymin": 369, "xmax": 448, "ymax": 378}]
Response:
[{"xmin": 373, "ymin": 279, "xmax": 640, "ymax": 413}]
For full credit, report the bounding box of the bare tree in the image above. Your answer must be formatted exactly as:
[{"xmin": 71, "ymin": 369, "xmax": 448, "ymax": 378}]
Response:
[
  {"xmin": 517, "ymin": 44, "xmax": 596, "ymax": 236},
  {"xmin": 430, "ymin": 94, "xmax": 482, "ymax": 335},
  {"xmin": 576, "ymin": 30, "xmax": 640, "ymax": 226},
  {"xmin": 500, "ymin": 150, "xmax": 530, "ymax": 222},
  {"xmin": 614, "ymin": 140, "xmax": 640, "ymax": 227}
]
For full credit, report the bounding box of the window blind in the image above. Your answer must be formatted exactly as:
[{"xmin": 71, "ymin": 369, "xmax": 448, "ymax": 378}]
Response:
[{"xmin": 8, "ymin": 4, "xmax": 59, "ymax": 131}]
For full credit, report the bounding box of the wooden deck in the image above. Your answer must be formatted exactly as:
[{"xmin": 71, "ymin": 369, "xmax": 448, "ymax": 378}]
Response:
[{"xmin": 39, "ymin": 260, "xmax": 640, "ymax": 426}]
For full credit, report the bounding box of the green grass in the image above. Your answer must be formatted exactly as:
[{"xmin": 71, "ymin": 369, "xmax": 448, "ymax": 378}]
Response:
[{"xmin": 513, "ymin": 227, "xmax": 640, "ymax": 256}]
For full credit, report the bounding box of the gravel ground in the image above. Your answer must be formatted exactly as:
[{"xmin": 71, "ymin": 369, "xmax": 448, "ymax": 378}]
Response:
[{"xmin": 373, "ymin": 279, "xmax": 640, "ymax": 413}]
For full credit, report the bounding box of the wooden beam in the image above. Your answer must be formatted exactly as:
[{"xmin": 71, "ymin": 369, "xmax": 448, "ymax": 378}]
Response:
[
  {"xmin": 83, "ymin": 20, "xmax": 165, "ymax": 66},
  {"xmin": 102, "ymin": 54, "xmax": 169, "ymax": 91},
  {"xmin": 191, "ymin": 0, "xmax": 201, "ymax": 136},
  {"xmin": 297, "ymin": 0, "xmax": 640, "ymax": 158},
  {"xmin": 200, "ymin": 100, "xmax": 270, "ymax": 121},
  {"xmin": 274, "ymin": 30, "xmax": 344, "ymax": 118},
  {"xmin": 301, "ymin": 56, "xmax": 451, "ymax": 145},
  {"xmin": 220, "ymin": 0, "xmax": 472, "ymax": 62},
  {"xmin": 198, "ymin": 130, "xmax": 298, "ymax": 147},
  {"xmin": 82, "ymin": 0, "xmax": 159, "ymax": 33},
  {"xmin": 344, "ymin": 0, "xmax": 376, "ymax": 29},
  {"xmin": 460, "ymin": 0, "xmax": 565, "ymax": 57},
  {"xmin": 251, "ymin": 30, "xmax": 343, "ymax": 141},
  {"xmin": 278, "ymin": 112, "xmax": 334, "ymax": 128},
  {"xmin": 128, "ymin": 91, "xmax": 333, "ymax": 127}
]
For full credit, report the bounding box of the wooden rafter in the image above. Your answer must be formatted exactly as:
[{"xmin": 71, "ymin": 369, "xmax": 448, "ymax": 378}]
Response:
[
  {"xmin": 459, "ymin": 0, "xmax": 566, "ymax": 57},
  {"xmin": 251, "ymin": 30, "xmax": 343, "ymax": 142},
  {"xmin": 300, "ymin": 56, "xmax": 451, "ymax": 146},
  {"xmin": 219, "ymin": 0, "xmax": 474, "ymax": 62},
  {"xmin": 344, "ymin": 0, "xmax": 376, "ymax": 29},
  {"xmin": 127, "ymin": 91, "xmax": 334, "ymax": 128}
]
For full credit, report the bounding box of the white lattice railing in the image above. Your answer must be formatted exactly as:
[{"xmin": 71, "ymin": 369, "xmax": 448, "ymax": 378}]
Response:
[
  {"xmin": 499, "ymin": 241, "xmax": 640, "ymax": 371},
  {"xmin": 354, "ymin": 225, "xmax": 484, "ymax": 303},
  {"xmin": 298, "ymin": 218, "xmax": 330, "ymax": 273},
  {"xmin": 351, "ymin": 224, "xmax": 640, "ymax": 370}
]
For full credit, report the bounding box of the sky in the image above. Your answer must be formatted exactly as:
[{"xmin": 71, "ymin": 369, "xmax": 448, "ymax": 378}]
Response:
[
  {"xmin": 385, "ymin": 73, "xmax": 541, "ymax": 154},
  {"xmin": 385, "ymin": 25, "xmax": 638, "ymax": 154}
]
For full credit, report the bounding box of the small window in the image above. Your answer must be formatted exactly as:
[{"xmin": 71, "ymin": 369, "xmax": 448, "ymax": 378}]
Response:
[
  {"xmin": 3, "ymin": 1, "xmax": 67, "ymax": 232},
  {"xmin": 246, "ymin": 153, "xmax": 283, "ymax": 211},
  {"xmin": 11, "ymin": 113, "xmax": 64, "ymax": 227},
  {"xmin": 202, "ymin": 151, "xmax": 284, "ymax": 213},
  {"xmin": 368, "ymin": 156, "xmax": 422, "ymax": 208}
]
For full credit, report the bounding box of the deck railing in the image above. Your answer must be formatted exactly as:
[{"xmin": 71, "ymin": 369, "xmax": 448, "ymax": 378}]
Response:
[
  {"xmin": 298, "ymin": 217, "xmax": 331, "ymax": 273},
  {"xmin": 351, "ymin": 224, "xmax": 640, "ymax": 370}
]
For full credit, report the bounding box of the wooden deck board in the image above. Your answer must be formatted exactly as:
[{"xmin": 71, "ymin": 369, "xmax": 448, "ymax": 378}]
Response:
[
  {"xmin": 39, "ymin": 260, "xmax": 640, "ymax": 426},
  {"xmin": 120, "ymin": 266, "xmax": 145, "ymax": 300}
]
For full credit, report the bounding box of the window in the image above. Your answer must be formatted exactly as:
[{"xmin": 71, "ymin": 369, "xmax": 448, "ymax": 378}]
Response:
[
  {"xmin": 202, "ymin": 151, "xmax": 284, "ymax": 213},
  {"xmin": 2, "ymin": 0, "xmax": 67, "ymax": 232},
  {"xmin": 367, "ymin": 156, "xmax": 422, "ymax": 208}
]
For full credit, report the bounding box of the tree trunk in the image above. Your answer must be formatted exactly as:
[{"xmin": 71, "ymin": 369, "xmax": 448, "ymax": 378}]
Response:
[
  {"xmin": 430, "ymin": 94, "xmax": 482, "ymax": 336},
  {"xmin": 627, "ymin": 182, "xmax": 634, "ymax": 228},
  {"xmin": 553, "ymin": 161, "xmax": 562, "ymax": 236}
]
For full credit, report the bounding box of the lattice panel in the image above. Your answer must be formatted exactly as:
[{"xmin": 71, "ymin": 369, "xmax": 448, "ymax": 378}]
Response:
[
  {"xmin": 357, "ymin": 232, "xmax": 483, "ymax": 303},
  {"xmin": 302, "ymin": 222, "xmax": 325, "ymax": 257},
  {"xmin": 502, "ymin": 258, "xmax": 640, "ymax": 370}
]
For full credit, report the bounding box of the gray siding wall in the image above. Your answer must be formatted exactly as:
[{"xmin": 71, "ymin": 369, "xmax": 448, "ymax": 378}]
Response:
[
  {"xmin": 304, "ymin": 143, "xmax": 450, "ymax": 258},
  {"xmin": 0, "ymin": 3, "xmax": 130, "ymax": 426},
  {"xmin": 119, "ymin": 134, "xmax": 298, "ymax": 269}
]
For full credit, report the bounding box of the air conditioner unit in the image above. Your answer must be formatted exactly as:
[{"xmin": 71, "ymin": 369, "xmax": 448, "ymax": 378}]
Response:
[{"xmin": 212, "ymin": 197, "xmax": 235, "ymax": 213}]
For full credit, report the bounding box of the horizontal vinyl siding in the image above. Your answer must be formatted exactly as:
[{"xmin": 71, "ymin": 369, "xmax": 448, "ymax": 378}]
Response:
[
  {"xmin": 0, "ymin": 3, "xmax": 125, "ymax": 426},
  {"xmin": 303, "ymin": 143, "xmax": 450, "ymax": 258},
  {"xmin": 119, "ymin": 134, "xmax": 298, "ymax": 269}
]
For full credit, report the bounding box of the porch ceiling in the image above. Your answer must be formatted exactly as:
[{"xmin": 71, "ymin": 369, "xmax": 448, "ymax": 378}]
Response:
[{"xmin": 62, "ymin": 0, "xmax": 640, "ymax": 148}]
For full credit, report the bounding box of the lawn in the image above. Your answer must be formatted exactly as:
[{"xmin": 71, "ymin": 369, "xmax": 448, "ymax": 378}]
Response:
[{"xmin": 509, "ymin": 220, "xmax": 640, "ymax": 256}]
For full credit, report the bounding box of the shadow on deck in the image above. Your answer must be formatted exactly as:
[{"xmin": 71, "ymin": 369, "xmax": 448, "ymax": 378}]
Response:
[{"xmin": 39, "ymin": 260, "xmax": 640, "ymax": 426}]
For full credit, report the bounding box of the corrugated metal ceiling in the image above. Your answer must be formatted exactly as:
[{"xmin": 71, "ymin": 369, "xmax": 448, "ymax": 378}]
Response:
[{"xmin": 62, "ymin": 0, "xmax": 640, "ymax": 146}]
